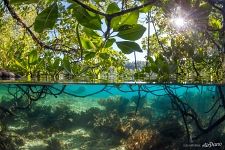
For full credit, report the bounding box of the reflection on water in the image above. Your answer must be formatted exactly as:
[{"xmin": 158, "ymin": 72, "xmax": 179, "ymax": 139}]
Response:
[{"xmin": 0, "ymin": 83, "xmax": 224, "ymax": 149}]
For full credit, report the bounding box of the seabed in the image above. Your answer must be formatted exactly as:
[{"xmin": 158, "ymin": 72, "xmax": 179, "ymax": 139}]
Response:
[{"xmin": 0, "ymin": 83, "xmax": 224, "ymax": 150}]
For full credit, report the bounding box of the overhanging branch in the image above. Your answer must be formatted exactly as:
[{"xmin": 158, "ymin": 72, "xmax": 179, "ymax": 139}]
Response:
[
  {"xmin": 71, "ymin": 0, "xmax": 157, "ymax": 18},
  {"xmin": 3, "ymin": 0, "xmax": 78, "ymax": 54}
]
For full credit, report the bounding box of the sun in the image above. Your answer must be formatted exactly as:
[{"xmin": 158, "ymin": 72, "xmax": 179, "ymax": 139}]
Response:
[
  {"xmin": 169, "ymin": 6, "xmax": 190, "ymax": 29},
  {"xmin": 171, "ymin": 17, "xmax": 186, "ymax": 28},
  {"xmin": 174, "ymin": 17, "xmax": 185, "ymax": 27}
]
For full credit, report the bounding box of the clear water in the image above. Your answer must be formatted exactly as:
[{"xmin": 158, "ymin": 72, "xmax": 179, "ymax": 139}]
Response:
[{"xmin": 0, "ymin": 83, "xmax": 224, "ymax": 149}]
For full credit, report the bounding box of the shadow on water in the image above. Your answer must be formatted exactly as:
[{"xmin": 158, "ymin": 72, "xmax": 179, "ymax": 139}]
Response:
[{"xmin": 0, "ymin": 82, "xmax": 224, "ymax": 149}]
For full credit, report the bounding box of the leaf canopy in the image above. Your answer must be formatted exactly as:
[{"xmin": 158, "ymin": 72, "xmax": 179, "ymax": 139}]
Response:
[
  {"xmin": 34, "ymin": 3, "xmax": 59, "ymax": 33},
  {"xmin": 10, "ymin": 0, "xmax": 39, "ymax": 4},
  {"xmin": 117, "ymin": 24, "xmax": 146, "ymax": 41},
  {"xmin": 116, "ymin": 41, "xmax": 142, "ymax": 54},
  {"xmin": 72, "ymin": 4, "xmax": 102, "ymax": 30}
]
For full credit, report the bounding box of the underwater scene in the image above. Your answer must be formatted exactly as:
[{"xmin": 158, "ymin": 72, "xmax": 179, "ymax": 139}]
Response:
[{"xmin": 0, "ymin": 83, "xmax": 225, "ymax": 150}]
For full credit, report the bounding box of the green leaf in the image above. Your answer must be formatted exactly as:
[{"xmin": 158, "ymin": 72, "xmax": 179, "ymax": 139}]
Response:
[
  {"xmin": 111, "ymin": 11, "xmax": 139, "ymax": 30},
  {"xmin": 14, "ymin": 60, "xmax": 26, "ymax": 71},
  {"xmin": 84, "ymin": 51, "xmax": 96, "ymax": 60},
  {"xmin": 66, "ymin": 0, "xmax": 74, "ymax": 3},
  {"xmin": 83, "ymin": 28, "xmax": 100, "ymax": 37},
  {"xmin": 28, "ymin": 50, "xmax": 38, "ymax": 65},
  {"xmin": 116, "ymin": 41, "xmax": 142, "ymax": 54},
  {"xmin": 86, "ymin": 4, "xmax": 99, "ymax": 17},
  {"xmin": 73, "ymin": 5, "xmax": 101, "ymax": 30},
  {"xmin": 111, "ymin": 16, "xmax": 121, "ymax": 29},
  {"xmin": 169, "ymin": 64, "xmax": 177, "ymax": 73},
  {"xmin": 106, "ymin": 2, "xmax": 120, "ymax": 14},
  {"xmin": 53, "ymin": 57, "xmax": 61, "ymax": 68},
  {"xmin": 99, "ymin": 53, "xmax": 110, "ymax": 59},
  {"xmin": 210, "ymin": 17, "xmax": 222, "ymax": 29},
  {"xmin": 93, "ymin": 0, "xmax": 101, "ymax": 3},
  {"xmin": 193, "ymin": 55, "xmax": 203, "ymax": 63},
  {"xmin": 147, "ymin": 56, "xmax": 154, "ymax": 63},
  {"xmin": 81, "ymin": 38, "xmax": 95, "ymax": 49},
  {"xmin": 140, "ymin": 5, "xmax": 152, "ymax": 13},
  {"xmin": 150, "ymin": 63, "xmax": 158, "ymax": 73},
  {"xmin": 160, "ymin": 63, "xmax": 169, "ymax": 73},
  {"xmin": 10, "ymin": 0, "xmax": 38, "ymax": 4},
  {"xmin": 171, "ymin": 39, "xmax": 176, "ymax": 50},
  {"xmin": 183, "ymin": 43, "xmax": 194, "ymax": 56},
  {"xmin": 120, "ymin": 11, "xmax": 139, "ymax": 25},
  {"xmin": 34, "ymin": 3, "xmax": 58, "ymax": 33},
  {"xmin": 144, "ymin": 66, "xmax": 151, "ymax": 73},
  {"xmin": 104, "ymin": 38, "xmax": 116, "ymax": 48},
  {"xmin": 117, "ymin": 24, "xmax": 146, "ymax": 41},
  {"xmin": 63, "ymin": 56, "xmax": 71, "ymax": 73}
]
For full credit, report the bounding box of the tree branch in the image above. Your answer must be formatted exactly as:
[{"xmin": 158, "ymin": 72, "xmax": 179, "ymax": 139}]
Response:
[
  {"xmin": 3, "ymin": 0, "xmax": 78, "ymax": 53},
  {"xmin": 71, "ymin": 0, "xmax": 156, "ymax": 18}
]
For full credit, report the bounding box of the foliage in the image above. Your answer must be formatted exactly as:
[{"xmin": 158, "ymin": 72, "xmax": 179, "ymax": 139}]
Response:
[
  {"xmin": 21, "ymin": 103, "xmax": 78, "ymax": 132},
  {"xmin": 140, "ymin": 0, "xmax": 225, "ymax": 81},
  {"xmin": 124, "ymin": 129, "xmax": 155, "ymax": 150},
  {"xmin": 0, "ymin": 133, "xmax": 18, "ymax": 150},
  {"xmin": 0, "ymin": 0, "xmax": 224, "ymax": 81},
  {"xmin": 151, "ymin": 95, "xmax": 173, "ymax": 117},
  {"xmin": 46, "ymin": 138, "xmax": 66, "ymax": 150},
  {"xmin": 149, "ymin": 118, "xmax": 185, "ymax": 150},
  {"xmin": 131, "ymin": 95, "xmax": 147, "ymax": 110},
  {"xmin": 98, "ymin": 96, "xmax": 130, "ymax": 114}
]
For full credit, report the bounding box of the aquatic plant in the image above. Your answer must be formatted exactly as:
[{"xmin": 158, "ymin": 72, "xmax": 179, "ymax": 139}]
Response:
[
  {"xmin": 77, "ymin": 107, "xmax": 102, "ymax": 128},
  {"xmin": 0, "ymin": 84, "xmax": 66, "ymax": 128},
  {"xmin": 93, "ymin": 110, "xmax": 120, "ymax": 131},
  {"xmin": 158, "ymin": 120, "xmax": 185, "ymax": 140},
  {"xmin": 137, "ymin": 108, "xmax": 153, "ymax": 121},
  {"xmin": 0, "ymin": 132, "xmax": 24, "ymax": 150},
  {"xmin": 92, "ymin": 107, "xmax": 151, "ymax": 142},
  {"xmin": 98, "ymin": 96, "xmax": 130, "ymax": 114},
  {"xmin": 116, "ymin": 116, "xmax": 150, "ymax": 137},
  {"xmin": 131, "ymin": 95, "xmax": 147, "ymax": 110},
  {"xmin": 150, "ymin": 95, "xmax": 173, "ymax": 118},
  {"xmin": 147, "ymin": 119, "xmax": 185, "ymax": 150},
  {"xmin": 46, "ymin": 138, "xmax": 66, "ymax": 150},
  {"xmin": 1, "ymin": 83, "xmax": 225, "ymax": 150},
  {"xmin": 182, "ymin": 91, "xmax": 215, "ymax": 114},
  {"xmin": 124, "ymin": 129, "xmax": 155, "ymax": 150},
  {"xmin": 27, "ymin": 104, "xmax": 76, "ymax": 131},
  {"xmin": 0, "ymin": 133, "xmax": 16, "ymax": 150}
]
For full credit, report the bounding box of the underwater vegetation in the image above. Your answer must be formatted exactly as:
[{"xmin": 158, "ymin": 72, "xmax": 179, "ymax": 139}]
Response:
[
  {"xmin": 150, "ymin": 95, "xmax": 172, "ymax": 118},
  {"xmin": 98, "ymin": 96, "xmax": 130, "ymax": 114},
  {"xmin": 46, "ymin": 138, "xmax": 66, "ymax": 150},
  {"xmin": 124, "ymin": 129, "xmax": 155, "ymax": 150},
  {"xmin": 26, "ymin": 104, "xmax": 76, "ymax": 131},
  {"xmin": 0, "ymin": 84, "xmax": 224, "ymax": 149},
  {"xmin": 0, "ymin": 132, "xmax": 24, "ymax": 150},
  {"xmin": 131, "ymin": 95, "xmax": 147, "ymax": 111},
  {"xmin": 98, "ymin": 95, "xmax": 148, "ymax": 114}
]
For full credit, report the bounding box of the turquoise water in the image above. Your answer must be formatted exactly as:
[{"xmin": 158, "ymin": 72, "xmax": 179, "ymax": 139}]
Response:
[{"xmin": 0, "ymin": 83, "xmax": 224, "ymax": 149}]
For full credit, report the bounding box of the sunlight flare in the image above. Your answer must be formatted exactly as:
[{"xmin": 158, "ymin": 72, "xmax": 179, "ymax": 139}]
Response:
[
  {"xmin": 174, "ymin": 17, "xmax": 185, "ymax": 27},
  {"xmin": 170, "ymin": 17, "xmax": 187, "ymax": 28}
]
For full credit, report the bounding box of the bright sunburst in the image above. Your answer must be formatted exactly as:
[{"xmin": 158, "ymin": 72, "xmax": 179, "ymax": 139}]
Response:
[
  {"xmin": 170, "ymin": 6, "xmax": 189, "ymax": 30},
  {"xmin": 173, "ymin": 17, "xmax": 185, "ymax": 27},
  {"xmin": 170, "ymin": 16, "xmax": 187, "ymax": 29}
]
